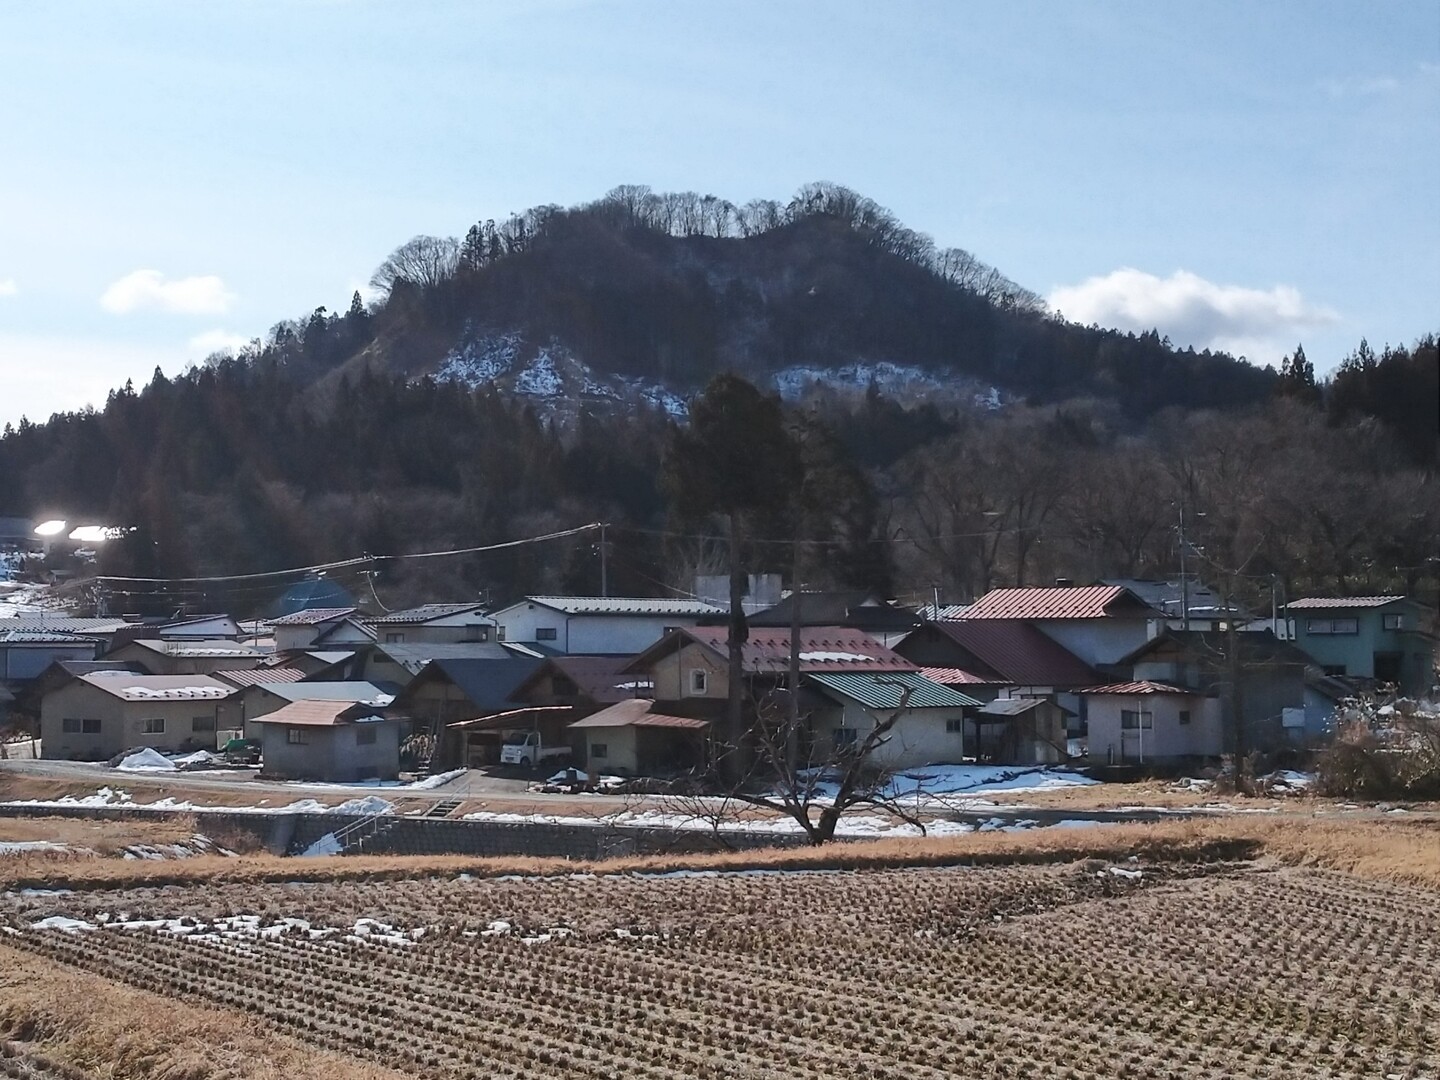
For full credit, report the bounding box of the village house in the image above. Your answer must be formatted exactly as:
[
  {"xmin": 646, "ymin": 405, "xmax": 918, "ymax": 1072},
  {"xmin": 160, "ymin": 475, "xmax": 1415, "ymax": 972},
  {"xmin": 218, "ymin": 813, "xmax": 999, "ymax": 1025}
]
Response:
[
  {"xmin": 223, "ymin": 680, "xmax": 395, "ymax": 739},
  {"xmin": 617, "ymin": 626, "xmax": 978, "ymax": 773},
  {"xmin": 387, "ymin": 657, "xmax": 547, "ymax": 769},
  {"xmin": 1283, "ymin": 596, "xmax": 1436, "ymax": 698},
  {"xmin": 1077, "ymin": 680, "xmax": 1219, "ymax": 766},
  {"xmin": 0, "ymin": 631, "xmax": 104, "ymax": 685},
  {"xmin": 742, "ymin": 590, "xmax": 924, "ymax": 646},
  {"xmin": 970, "ymin": 697, "xmax": 1071, "ymax": 765},
  {"xmin": 267, "ymin": 608, "xmax": 362, "ymax": 651},
  {"xmin": 40, "ymin": 671, "xmax": 235, "ymax": 760},
  {"xmin": 250, "ymin": 699, "xmax": 402, "ymax": 783},
  {"xmin": 102, "ymin": 638, "xmax": 270, "ymax": 677},
  {"xmin": 568, "ymin": 698, "xmax": 710, "ymax": 776},
  {"xmin": 961, "ymin": 584, "xmax": 1163, "ymax": 667},
  {"xmin": 488, "ymin": 596, "xmax": 727, "ymax": 655},
  {"xmin": 364, "ymin": 603, "xmax": 496, "ymax": 645}
]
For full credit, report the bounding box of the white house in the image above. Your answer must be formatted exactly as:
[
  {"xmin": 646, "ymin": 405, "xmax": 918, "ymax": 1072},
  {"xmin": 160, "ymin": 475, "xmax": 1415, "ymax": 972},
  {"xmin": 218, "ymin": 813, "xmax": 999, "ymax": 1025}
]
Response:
[
  {"xmin": 1078, "ymin": 680, "xmax": 1223, "ymax": 765},
  {"xmin": 267, "ymin": 608, "xmax": 360, "ymax": 651},
  {"xmin": 365, "ymin": 603, "xmax": 496, "ymax": 645},
  {"xmin": 489, "ymin": 597, "xmax": 727, "ymax": 655}
]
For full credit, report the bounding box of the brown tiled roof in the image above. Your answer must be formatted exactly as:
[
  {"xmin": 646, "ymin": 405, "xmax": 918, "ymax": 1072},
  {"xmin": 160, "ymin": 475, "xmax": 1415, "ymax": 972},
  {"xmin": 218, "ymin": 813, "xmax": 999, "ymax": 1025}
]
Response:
[
  {"xmin": 962, "ymin": 585, "xmax": 1153, "ymax": 621},
  {"xmin": 569, "ymin": 699, "xmax": 709, "ymax": 730},
  {"xmin": 929, "ymin": 620, "xmax": 1097, "ymax": 687}
]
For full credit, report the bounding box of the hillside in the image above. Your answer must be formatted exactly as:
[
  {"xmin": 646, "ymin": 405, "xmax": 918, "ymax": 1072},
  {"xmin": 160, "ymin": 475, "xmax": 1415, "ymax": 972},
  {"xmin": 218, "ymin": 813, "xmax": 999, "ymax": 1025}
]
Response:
[{"xmin": 285, "ymin": 183, "xmax": 1277, "ymax": 419}]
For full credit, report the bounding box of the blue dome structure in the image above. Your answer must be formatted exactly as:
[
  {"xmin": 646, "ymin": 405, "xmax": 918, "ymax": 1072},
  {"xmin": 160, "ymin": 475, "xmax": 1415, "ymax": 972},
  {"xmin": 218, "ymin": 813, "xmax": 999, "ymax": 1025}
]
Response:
[{"xmin": 272, "ymin": 576, "xmax": 357, "ymax": 618}]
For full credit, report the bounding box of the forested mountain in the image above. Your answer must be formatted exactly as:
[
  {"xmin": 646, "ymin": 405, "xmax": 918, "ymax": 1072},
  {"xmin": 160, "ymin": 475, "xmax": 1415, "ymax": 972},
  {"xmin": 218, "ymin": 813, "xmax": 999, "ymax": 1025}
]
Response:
[
  {"xmin": 251, "ymin": 182, "xmax": 1279, "ymax": 418},
  {"xmin": 0, "ymin": 184, "xmax": 1435, "ymax": 616}
]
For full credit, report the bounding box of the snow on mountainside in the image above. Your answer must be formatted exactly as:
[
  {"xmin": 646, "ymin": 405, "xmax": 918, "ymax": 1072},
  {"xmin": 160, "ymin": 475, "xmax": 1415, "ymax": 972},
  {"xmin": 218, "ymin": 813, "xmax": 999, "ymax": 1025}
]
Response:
[{"xmin": 433, "ymin": 331, "xmax": 1004, "ymax": 421}]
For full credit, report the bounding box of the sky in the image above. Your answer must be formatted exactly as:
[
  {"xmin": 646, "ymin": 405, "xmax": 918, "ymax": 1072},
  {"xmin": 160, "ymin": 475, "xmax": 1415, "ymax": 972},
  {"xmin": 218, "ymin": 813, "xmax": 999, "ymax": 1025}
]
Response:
[{"xmin": 1, "ymin": 0, "xmax": 1436, "ymax": 425}]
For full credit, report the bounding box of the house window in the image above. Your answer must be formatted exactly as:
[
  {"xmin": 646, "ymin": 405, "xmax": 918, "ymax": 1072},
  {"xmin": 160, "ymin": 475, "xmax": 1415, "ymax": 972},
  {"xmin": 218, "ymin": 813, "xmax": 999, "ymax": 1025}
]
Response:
[
  {"xmin": 945, "ymin": 718, "xmax": 965, "ymax": 734},
  {"xmin": 1307, "ymin": 618, "xmax": 1359, "ymax": 635},
  {"xmin": 497, "ymin": 626, "xmax": 506, "ymax": 641},
  {"xmin": 82, "ymin": 718, "xmax": 102, "ymax": 734},
  {"xmin": 1120, "ymin": 710, "xmax": 1153, "ymax": 730},
  {"xmin": 287, "ymin": 727, "xmax": 309, "ymax": 745},
  {"xmin": 192, "ymin": 715, "xmax": 216, "ymax": 734},
  {"xmin": 689, "ymin": 669, "xmax": 708, "ymax": 695},
  {"xmin": 591, "ymin": 742, "xmax": 608, "ymax": 759},
  {"xmin": 1383, "ymin": 613, "xmax": 1405, "ymax": 631},
  {"xmin": 385, "ymin": 632, "xmax": 405, "ymax": 644},
  {"xmin": 833, "ymin": 727, "xmax": 859, "ymax": 748},
  {"xmin": 62, "ymin": 718, "xmax": 81, "ymax": 734},
  {"xmin": 1178, "ymin": 710, "xmax": 1191, "ymax": 726},
  {"xmin": 355, "ymin": 727, "xmax": 377, "ymax": 746},
  {"xmin": 535, "ymin": 627, "xmax": 558, "ymax": 641},
  {"xmin": 142, "ymin": 718, "xmax": 166, "ymax": 734}
]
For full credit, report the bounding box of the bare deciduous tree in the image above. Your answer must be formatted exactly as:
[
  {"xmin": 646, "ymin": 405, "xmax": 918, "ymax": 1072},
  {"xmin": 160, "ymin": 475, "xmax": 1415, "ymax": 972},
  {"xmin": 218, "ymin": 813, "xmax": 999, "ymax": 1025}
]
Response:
[{"xmin": 370, "ymin": 235, "xmax": 461, "ymax": 294}]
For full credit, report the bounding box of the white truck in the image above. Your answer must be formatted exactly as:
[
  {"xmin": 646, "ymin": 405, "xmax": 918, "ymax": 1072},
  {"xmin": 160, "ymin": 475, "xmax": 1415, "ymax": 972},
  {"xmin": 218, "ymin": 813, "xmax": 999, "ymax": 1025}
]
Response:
[{"xmin": 498, "ymin": 730, "xmax": 571, "ymax": 769}]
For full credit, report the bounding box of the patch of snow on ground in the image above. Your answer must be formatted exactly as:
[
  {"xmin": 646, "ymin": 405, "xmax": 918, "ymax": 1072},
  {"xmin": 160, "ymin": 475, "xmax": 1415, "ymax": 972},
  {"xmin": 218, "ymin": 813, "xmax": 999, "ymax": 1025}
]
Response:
[
  {"xmin": 410, "ymin": 768, "xmax": 466, "ymax": 790},
  {"xmin": 0, "ymin": 840, "xmax": 80, "ymax": 855},
  {"xmin": 115, "ymin": 748, "xmax": 177, "ymax": 772},
  {"xmin": 513, "ymin": 348, "xmax": 565, "ymax": 396},
  {"xmin": 331, "ymin": 795, "xmax": 394, "ymax": 816},
  {"xmin": 435, "ymin": 330, "xmax": 522, "ymax": 386},
  {"xmin": 301, "ymin": 833, "xmax": 341, "ymax": 857}
]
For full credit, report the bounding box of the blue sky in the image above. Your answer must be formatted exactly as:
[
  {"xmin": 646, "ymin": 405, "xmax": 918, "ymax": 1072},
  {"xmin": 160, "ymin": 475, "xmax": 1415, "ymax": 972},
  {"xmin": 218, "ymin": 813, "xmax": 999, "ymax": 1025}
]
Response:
[{"xmin": 1, "ymin": 0, "xmax": 1436, "ymax": 425}]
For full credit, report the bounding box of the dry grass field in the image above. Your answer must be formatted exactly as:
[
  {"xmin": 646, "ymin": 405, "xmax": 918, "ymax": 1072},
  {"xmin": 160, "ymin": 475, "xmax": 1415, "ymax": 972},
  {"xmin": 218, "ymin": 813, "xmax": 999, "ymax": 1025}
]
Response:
[{"xmin": 1, "ymin": 818, "xmax": 1437, "ymax": 1079}]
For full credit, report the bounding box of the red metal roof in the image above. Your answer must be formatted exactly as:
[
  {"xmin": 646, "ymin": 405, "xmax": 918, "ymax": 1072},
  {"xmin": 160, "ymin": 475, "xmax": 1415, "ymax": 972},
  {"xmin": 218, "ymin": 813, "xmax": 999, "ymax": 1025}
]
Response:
[
  {"xmin": 1075, "ymin": 681, "xmax": 1196, "ymax": 695},
  {"xmin": 917, "ymin": 665, "xmax": 999, "ymax": 686},
  {"xmin": 961, "ymin": 585, "xmax": 1153, "ymax": 621},
  {"xmin": 682, "ymin": 625, "xmax": 916, "ymax": 673},
  {"xmin": 569, "ymin": 699, "xmax": 710, "ymax": 730},
  {"xmin": 930, "ymin": 620, "xmax": 1097, "ymax": 687}
]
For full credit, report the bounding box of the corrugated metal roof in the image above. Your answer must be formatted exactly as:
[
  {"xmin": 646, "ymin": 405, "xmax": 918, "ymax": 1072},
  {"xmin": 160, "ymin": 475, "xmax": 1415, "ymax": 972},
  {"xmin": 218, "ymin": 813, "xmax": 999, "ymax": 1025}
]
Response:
[
  {"xmin": 928, "ymin": 620, "xmax": 1097, "ymax": 687},
  {"xmin": 268, "ymin": 607, "xmax": 358, "ymax": 626},
  {"xmin": 378, "ymin": 642, "xmax": 526, "ymax": 675},
  {"xmin": 250, "ymin": 699, "xmax": 392, "ymax": 727},
  {"xmin": 917, "ymin": 665, "xmax": 998, "ymax": 686},
  {"xmin": 569, "ymin": 699, "xmax": 709, "ymax": 730},
  {"xmin": 682, "ymin": 626, "xmax": 916, "ymax": 673},
  {"xmin": 508, "ymin": 655, "xmax": 646, "ymax": 705},
  {"xmin": 519, "ymin": 596, "xmax": 727, "ymax": 617},
  {"xmin": 125, "ymin": 638, "xmax": 269, "ymax": 657},
  {"xmin": 963, "ymin": 585, "xmax": 1155, "ymax": 621},
  {"xmin": 1285, "ymin": 596, "xmax": 1405, "ymax": 610},
  {"xmin": 214, "ymin": 667, "xmax": 308, "ymax": 688},
  {"xmin": 0, "ymin": 616, "xmax": 133, "ymax": 634},
  {"xmin": 976, "ymin": 696, "xmax": 1076, "ymax": 717},
  {"xmin": 1075, "ymin": 681, "xmax": 1195, "ymax": 695},
  {"xmin": 258, "ymin": 681, "xmax": 393, "ymax": 704},
  {"xmin": 368, "ymin": 603, "xmax": 489, "ymax": 625},
  {"xmin": 0, "ymin": 631, "xmax": 101, "ymax": 645},
  {"xmin": 807, "ymin": 671, "xmax": 981, "ymax": 710}
]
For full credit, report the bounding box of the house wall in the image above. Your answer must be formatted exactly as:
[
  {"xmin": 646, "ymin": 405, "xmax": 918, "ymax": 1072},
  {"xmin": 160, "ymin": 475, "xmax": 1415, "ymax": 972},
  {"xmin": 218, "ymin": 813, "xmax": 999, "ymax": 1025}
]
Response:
[
  {"xmin": 1035, "ymin": 620, "xmax": 1155, "ymax": 667},
  {"xmin": 650, "ymin": 642, "xmax": 727, "ymax": 703},
  {"xmin": 0, "ymin": 641, "xmax": 99, "ymax": 682},
  {"xmin": 360, "ymin": 651, "xmax": 415, "ymax": 689},
  {"xmin": 373, "ymin": 616, "xmax": 495, "ymax": 646},
  {"xmin": 160, "ymin": 617, "xmax": 241, "ymax": 639},
  {"xmin": 1084, "ymin": 693, "xmax": 1222, "ymax": 764},
  {"xmin": 579, "ymin": 724, "xmax": 638, "ymax": 774},
  {"xmin": 258, "ymin": 721, "xmax": 400, "ymax": 782},
  {"xmin": 811, "ymin": 700, "xmax": 967, "ymax": 771},
  {"xmin": 1292, "ymin": 605, "xmax": 1433, "ymax": 696},
  {"xmin": 494, "ymin": 604, "xmax": 704, "ymax": 655},
  {"xmin": 42, "ymin": 682, "xmax": 225, "ymax": 761}
]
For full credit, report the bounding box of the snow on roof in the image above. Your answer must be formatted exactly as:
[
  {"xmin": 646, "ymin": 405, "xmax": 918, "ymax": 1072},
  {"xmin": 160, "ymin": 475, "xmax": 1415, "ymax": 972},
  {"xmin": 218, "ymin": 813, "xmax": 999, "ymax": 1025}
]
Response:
[
  {"xmin": 513, "ymin": 596, "xmax": 726, "ymax": 617},
  {"xmin": 1075, "ymin": 681, "xmax": 1196, "ymax": 695},
  {"xmin": 651, "ymin": 626, "xmax": 915, "ymax": 674},
  {"xmin": 125, "ymin": 638, "xmax": 269, "ymax": 658},
  {"xmin": 268, "ymin": 607, "xmax": 358, "ymax": 626},
  {"xmin": 368, "ymin": 603, "xmax": 489, "ymax": 625},
  {"xmin": 78, "ymin": 672, "xmax": 234, "ymax": 701}
]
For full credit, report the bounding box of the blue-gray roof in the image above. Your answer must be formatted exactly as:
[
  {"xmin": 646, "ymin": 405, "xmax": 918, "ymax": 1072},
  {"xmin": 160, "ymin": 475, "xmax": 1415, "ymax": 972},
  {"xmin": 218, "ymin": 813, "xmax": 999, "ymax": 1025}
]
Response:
[{"xmin": 806, "ymin": 671, "xmax": 981, "ymax": 710}]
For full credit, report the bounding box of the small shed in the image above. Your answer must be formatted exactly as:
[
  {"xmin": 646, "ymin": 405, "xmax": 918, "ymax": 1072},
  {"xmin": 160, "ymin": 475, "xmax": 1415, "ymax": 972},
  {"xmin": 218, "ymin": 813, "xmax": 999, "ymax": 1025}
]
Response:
[
  {"xmin": 972, "ymin": 697, "xmax": 1070, "ymax": 765},
  {"xmin": 251, "ymin": 699, "xmax": 401, "ymax": 782},
  {"xmin": 568, "ymin": 699, "xmax": 710, "ymax": 776}
]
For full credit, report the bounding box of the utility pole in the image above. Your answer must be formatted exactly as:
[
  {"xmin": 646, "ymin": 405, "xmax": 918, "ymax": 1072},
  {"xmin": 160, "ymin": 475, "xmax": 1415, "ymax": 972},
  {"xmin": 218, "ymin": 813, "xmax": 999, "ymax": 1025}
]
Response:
[
  {"xmin": 1178, "ymin": 502, "xmax": 1190, "ymax": 633},
  {"xmin": 599, "ymin": 523, "xmax": 608, "ymax": 598}
]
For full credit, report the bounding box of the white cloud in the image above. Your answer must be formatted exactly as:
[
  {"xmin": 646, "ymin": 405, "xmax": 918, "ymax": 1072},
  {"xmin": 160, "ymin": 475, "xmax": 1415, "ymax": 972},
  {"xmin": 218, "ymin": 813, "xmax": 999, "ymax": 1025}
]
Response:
[
  {"xmin": 0, "ymin": 278, "xmax": 16, "ymax": 297},
  {"xmin": 1048, "ymin": 268, "xmax": 1339, "ymax": 364},
  {"xmin": 188, "ymin": 328, "xmax": 253, "ymax": 355},
  {"xmin": 100, "ymin": 269, "xmax": 236, "ymax": 315}
]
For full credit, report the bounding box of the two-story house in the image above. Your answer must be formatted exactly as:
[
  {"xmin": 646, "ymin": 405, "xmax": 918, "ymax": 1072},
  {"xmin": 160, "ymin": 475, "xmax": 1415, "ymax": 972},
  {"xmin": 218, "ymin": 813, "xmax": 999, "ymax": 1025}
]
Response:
[{"xmin": 1284, "ymin": 596, "xmax": 1435, "ymax": 697}]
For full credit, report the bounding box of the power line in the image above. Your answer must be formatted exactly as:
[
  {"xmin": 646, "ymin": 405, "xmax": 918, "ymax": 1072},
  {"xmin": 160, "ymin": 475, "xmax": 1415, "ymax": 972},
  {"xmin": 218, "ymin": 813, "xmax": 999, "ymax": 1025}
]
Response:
[{"xmin": 91, "ymin": 522, "xmax": 604, "ymax": 587}]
